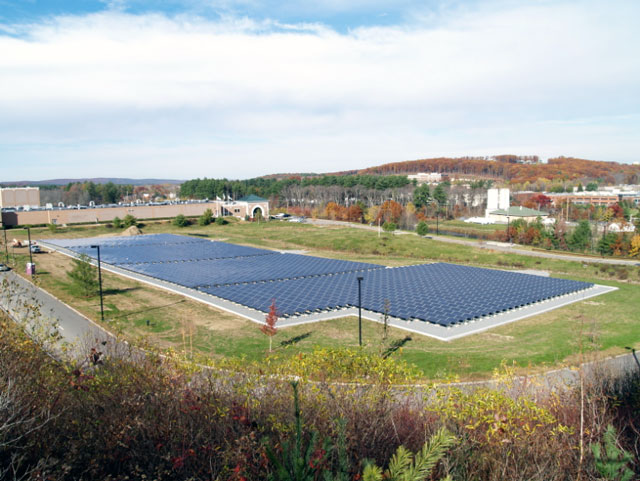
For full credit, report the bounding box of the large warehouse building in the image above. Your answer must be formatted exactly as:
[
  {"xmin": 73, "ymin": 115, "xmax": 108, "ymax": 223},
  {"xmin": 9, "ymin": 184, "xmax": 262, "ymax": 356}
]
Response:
[{"xmin": 0, "ymin": 187, "xmax": 41, "ymax": 209}]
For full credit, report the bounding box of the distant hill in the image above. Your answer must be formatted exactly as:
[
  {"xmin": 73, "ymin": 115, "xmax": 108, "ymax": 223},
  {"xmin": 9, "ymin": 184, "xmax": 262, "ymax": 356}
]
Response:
[
  {"xmin": 328, "ymin": 155, "xmax": 640, "ymax": 185},
  {"xmin": 1, "ymin": 178, "xmax": 184, "ymax": 186}
]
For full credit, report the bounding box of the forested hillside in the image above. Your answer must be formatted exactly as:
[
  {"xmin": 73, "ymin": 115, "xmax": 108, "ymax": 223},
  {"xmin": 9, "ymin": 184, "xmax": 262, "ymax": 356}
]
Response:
[{"xmin": 334, "ymin": 156, "xmax": 640, "ymax": 186}]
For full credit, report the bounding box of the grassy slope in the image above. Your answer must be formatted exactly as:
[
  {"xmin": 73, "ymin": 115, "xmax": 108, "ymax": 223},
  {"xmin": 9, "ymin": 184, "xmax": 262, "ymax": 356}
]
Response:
[{"xmin": 6, "ymin": 220, "xmax": 640, "ymax": 380}]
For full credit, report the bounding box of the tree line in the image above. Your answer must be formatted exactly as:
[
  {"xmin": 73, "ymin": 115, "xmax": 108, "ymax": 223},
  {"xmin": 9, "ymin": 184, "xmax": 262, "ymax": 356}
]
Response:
[{"xmin": 179, "ymin": 175, "xmax": 411, "ymax": 201}]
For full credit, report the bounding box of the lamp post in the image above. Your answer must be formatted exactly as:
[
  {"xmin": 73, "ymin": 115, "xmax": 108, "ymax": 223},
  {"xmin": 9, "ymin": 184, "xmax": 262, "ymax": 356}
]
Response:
[
  {"xmin": 3, "ymin": 227, "xmax": 8, "ymax": 264},
  {"xmin": 506, "ymin": 215, "xmax": 510, "ymax": 243},
  {"xmin": 26, "ymin": 226, "xmax": 33, "ymax": 267},
  {"xmin": 90, "ymin": 245, "xmax": 104, "ymax": 322},
  {"xmin": 357, "ymin": 276, "xmax": 363, "ymax": 347},
  {"xmin": 625, "ymin": 347, "xmax": 640, "ymax": 371}
]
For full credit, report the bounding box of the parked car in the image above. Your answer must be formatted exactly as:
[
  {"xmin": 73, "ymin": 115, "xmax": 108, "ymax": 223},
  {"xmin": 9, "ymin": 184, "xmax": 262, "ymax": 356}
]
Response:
[
  {"xmin": 0, "ymin": 263, "xmax": 10, "ymax": 272},
  {"xmin": 29, "ymin": 245, "xmax": 42, "ymax": 254}
]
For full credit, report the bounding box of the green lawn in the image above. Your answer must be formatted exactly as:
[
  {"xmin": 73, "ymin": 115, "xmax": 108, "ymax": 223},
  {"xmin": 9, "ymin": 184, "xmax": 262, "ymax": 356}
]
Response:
[{"xmin": 5, "ymin": 220, "xmax": 640, "ymax": 380}]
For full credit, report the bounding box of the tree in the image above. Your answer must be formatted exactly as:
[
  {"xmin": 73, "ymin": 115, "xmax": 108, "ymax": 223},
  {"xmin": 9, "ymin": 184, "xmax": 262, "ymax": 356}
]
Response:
[
  {"xmin": 586, "ymin": 182, "xmax": 599, "ymax": 191},
  {"xmin": 569, "ymin": 220, "xmax": 592, "ymax": 251},
  {"xmin": 413, "ymin": 184, "xmax": 431, "ymax": 209},
  {"xmin": 198, "ymin": 208, "xmax": 213, "ymax": 226},
  {"xmin": 261, "ymin": 299, "xmax": 278, "ymax": 352},
  {"xmin": 122, "ymin": 214, "xmax": 137, "ymax": 228},
  {"xmin": 432, "ymin": 184, "xmax": 448, "ymax": 206},
  {"xmin": 67, "ymin": 254, "xmax": 98, "ymax": 298},
  {"xmin": 173, "ymin": 214, "xmax": 190, "ymax": 227},
  {"xmin": 378, "ymin": 200, "xmax": 403, "ymax": 224},
  {"xmin": 629, "ymin": 235, "xmax": 640, "ymax": 258},
  {"xmin": 416, "ymin": 221, "xmax": 429, "ymax": 236},
  {"xmin": 598, "ymin": 232, "xmax": 618, "ymax": 256}
]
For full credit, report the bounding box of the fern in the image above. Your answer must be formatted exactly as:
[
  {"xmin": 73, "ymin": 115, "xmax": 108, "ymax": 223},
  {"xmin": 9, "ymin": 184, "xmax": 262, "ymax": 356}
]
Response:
[
  {"xmin": 364, "ymin": 428, "xmax": 456, "ymax": 481},
  {"xmin": 590, "ymin": 425, "xmax": 635, "ymax": 481}
]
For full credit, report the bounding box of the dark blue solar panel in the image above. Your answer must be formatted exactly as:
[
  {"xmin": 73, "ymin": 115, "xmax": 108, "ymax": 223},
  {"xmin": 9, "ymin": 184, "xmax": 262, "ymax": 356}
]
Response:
[
  {"xmin": 43, "ymin": 233, "xmax": 202, "ymax": 249},
  {"xmin": 44, "ymin": 233, "xmax": 594, "ymax": 328},
  {"xmin": 120, "ymin": 253, "xmax": 382, "ymax": 287},
  {"xmin": 44, "ymin": 234, "xmax": 273, "ymax": 263},
  {"xmin": 201, "ymin": 263, "xmax": 593, "ymax": 326}
]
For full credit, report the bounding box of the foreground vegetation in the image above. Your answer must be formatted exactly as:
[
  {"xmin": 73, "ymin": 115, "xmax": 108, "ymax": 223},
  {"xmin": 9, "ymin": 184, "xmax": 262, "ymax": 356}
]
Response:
[{"xmin": 1, "ymin": 312, "xmax": 639, "ymax": 481}]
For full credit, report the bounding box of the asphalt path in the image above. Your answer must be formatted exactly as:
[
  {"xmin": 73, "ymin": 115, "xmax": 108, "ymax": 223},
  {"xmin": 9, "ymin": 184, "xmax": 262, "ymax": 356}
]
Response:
[
  {"xmin": 0, "ymin": 270, "xmax": 107, "ymax": 346},
  {"xmin": 306, "ymin": 218, "xmax": 639, "ymax": 266}
]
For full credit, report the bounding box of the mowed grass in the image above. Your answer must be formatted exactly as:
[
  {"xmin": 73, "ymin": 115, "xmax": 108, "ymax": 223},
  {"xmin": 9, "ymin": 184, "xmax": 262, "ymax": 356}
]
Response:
[{"xmin": 5, "ymin": 220, "xmax": 640, "ymax": 380}]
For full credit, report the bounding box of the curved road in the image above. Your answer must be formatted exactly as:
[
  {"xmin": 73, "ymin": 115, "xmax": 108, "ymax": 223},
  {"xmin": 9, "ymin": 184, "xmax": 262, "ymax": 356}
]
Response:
[{"xmin": 0, "ymin": 270, "xmax": 107, "ymax": 346}]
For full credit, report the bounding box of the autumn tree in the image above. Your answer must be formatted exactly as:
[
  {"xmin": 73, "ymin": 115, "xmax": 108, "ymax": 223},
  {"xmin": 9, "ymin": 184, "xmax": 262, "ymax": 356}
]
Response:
[
  {"xmin": 629, "ymin": 235, "xmax": 640, "ymax": 257},
  {"xmin": 377, "ymin": 200, "xmax": 403, "ymax": 224},
  {"xmin": 261, "ymin": 299, "xmax": 278, "ymax": 352}
]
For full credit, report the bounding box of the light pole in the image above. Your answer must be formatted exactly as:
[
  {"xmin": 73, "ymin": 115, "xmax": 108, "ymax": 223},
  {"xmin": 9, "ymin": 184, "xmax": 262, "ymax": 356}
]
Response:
[
  {"xmin": 90, "ymin": 245, "xmax": 104, "ymax": 322},
  {"xmin": 25, "ymin": 227, "xmax": 33, "ymax": 269},
  {"xmin": 506, "ymin": 216, "xmax": 510, "ymax": 243},
  {"xmin": 3, "ymin": 227, "xmax": 8, "ymax": 264},
  {"xmin": 625, "ymin": 347, "xmax": 640, "ymax": 371},
  {"xmin": 357, "ymin": 276, "xmax": 363, "ymax": 347}
]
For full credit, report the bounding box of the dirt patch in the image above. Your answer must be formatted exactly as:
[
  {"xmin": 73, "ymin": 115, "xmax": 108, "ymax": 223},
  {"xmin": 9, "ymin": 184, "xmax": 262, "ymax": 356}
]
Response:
[{"xmin": 122, "ymin": 226, "xmax": 143, "ymax": 236}]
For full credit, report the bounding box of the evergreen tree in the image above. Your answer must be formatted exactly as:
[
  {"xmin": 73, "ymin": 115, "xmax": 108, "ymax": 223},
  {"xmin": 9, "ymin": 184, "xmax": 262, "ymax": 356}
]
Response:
[{"xmin": 67, "ymin": 254, "xmax": 98, "ymax": 298}]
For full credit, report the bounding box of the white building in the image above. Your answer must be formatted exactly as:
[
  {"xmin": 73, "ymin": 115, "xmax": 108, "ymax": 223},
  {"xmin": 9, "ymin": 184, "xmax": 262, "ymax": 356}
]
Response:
[{"xmin": 408, "ymin": 172, "xmax": 442, "ymax": 185}]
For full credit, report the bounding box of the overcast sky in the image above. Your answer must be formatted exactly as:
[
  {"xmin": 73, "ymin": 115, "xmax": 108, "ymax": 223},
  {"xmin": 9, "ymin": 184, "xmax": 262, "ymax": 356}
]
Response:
[{"xmin": 1, "ymin": 0, "xmax": 639, "ymax": 182}]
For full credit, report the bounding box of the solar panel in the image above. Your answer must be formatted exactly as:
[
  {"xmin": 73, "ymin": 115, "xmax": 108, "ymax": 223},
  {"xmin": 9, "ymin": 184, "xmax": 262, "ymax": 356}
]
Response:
[
  {"xmin": 202, "ymin": 263, "xmax": 593, "ymax": 326},
  {"xmin": 43, "ymin": 233, "xmax": 594, "ymax": 328}
]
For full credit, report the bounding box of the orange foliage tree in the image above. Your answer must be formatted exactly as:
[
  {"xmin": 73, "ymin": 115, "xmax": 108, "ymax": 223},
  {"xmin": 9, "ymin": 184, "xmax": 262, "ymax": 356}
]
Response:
[
  {"xmin": 261, "ymin": 299, "xmax": 278, "ymax": 352},
  {"xmin": 377, "ymin": 200, "xmax": 403, "ymax": 224}
]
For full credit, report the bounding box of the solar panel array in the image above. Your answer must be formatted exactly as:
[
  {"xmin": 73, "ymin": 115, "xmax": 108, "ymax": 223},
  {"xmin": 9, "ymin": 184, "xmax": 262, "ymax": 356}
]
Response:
[
  {"xmin": 204, "ymin": 263, "xmax": 592, "ymax": 326},
  {"xmin": 121, "ymin": 254, "xmax": 382, "ymax": 288},
  {"xmin": 43, "ymin": 234, "xmax": 594, "ymax": 328}
]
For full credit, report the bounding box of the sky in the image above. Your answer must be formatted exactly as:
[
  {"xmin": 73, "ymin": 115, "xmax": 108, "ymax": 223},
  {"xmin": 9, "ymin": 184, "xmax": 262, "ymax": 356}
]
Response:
[{"xmin": 0, "ymin": 0, "xmax": 639, "ymax": 182}]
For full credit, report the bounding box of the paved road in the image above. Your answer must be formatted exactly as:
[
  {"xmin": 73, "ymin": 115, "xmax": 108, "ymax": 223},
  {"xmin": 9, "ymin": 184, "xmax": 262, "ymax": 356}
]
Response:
[
  {"xmin": 0, "ymin": 270, "xmax": 107, "ymax": 346},
  {"xmin": 306, "ymin": 218, "xmax": 640, "ymax": 266}
]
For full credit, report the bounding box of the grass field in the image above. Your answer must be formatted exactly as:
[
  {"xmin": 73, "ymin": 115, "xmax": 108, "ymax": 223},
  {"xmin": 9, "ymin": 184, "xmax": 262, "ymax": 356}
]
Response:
[{"xmin": 4, "ymin": 220, "xmax": 640, "ymax": 380}]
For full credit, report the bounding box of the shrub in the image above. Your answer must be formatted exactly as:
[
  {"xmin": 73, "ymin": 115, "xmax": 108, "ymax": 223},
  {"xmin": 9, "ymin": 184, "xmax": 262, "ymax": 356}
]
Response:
[
  {"xmin": 382, "ymin": 221, "xmax": 397, "ymax": 232},
  {"xmin": 173, "ymin": 214, "xmax": 190, "ymax": 227},
  {"xmin": 122, "ymin": 214, "xmax": 137, "ymax": 228},
  {"xmin": 215, "ymin": 216, "xmax": 227, "ymax": 226},
  {"xmin": 416, "ymin": 221, "xmax": 429, "ymax": 236},
  {"xmin": 112, "ymin": 216, "xmax": 123, "ymax": 228},
  {"xmin": 198, "ymin": 209, "xmax": 213, "ymax": 226}
]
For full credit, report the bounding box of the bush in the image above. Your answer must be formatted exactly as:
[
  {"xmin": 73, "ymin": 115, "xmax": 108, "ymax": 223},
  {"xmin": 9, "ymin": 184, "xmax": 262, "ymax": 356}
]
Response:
[
  {"xmin": 198, "ymin": 209, "xmax": 213, "ymax": 226},
  {"xmin": 215, "ymin": 216, "xmax": 227, "ymax": 226},
  {"xmin": 122, "ymin": 214, "xmax": 137, "ymax": 228},
  {"xmin": 112, "ymin": 216, "xmax": 123, "ymax": 228},
  {"xmin": 173, "ymin": 214, "xmax": 190, "ymax": 228},
  {"xmin": 416, "ymin": 221, "xmax": 429, "ymax": 236},
  {"xmin": 382, "ymin": 221, "xmax": 397, "ymax": 232}
]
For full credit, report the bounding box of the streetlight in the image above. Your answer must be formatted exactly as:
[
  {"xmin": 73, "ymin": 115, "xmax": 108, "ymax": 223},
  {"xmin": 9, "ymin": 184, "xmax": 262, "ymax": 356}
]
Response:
[
  {"xmin": 90, "ymin": 245, "xmax": 104, "ymax": 322},
  {"xmin": 625, "ymin": 347, "xmax": 640, "ymax": 371},
  {"xmin": 26, "ymin": 226, "xmax": 33, "ymax": 267},
  {"xmin": 2, "ymin": 227, "xmax": 8, "ymax": 264},
  {"xmin": 357, "ymin": 276, "xmax": 363, "ymax": 347},
  {"xmin": 506, "ymin": 215, "xmax": 510, "ymax": 243}
]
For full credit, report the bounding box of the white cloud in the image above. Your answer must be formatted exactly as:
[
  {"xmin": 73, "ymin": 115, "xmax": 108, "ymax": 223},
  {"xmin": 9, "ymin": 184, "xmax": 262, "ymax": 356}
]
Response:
[{"xmin": 1, "ymin": 0, "xmax": 639, "ymax": 180}]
